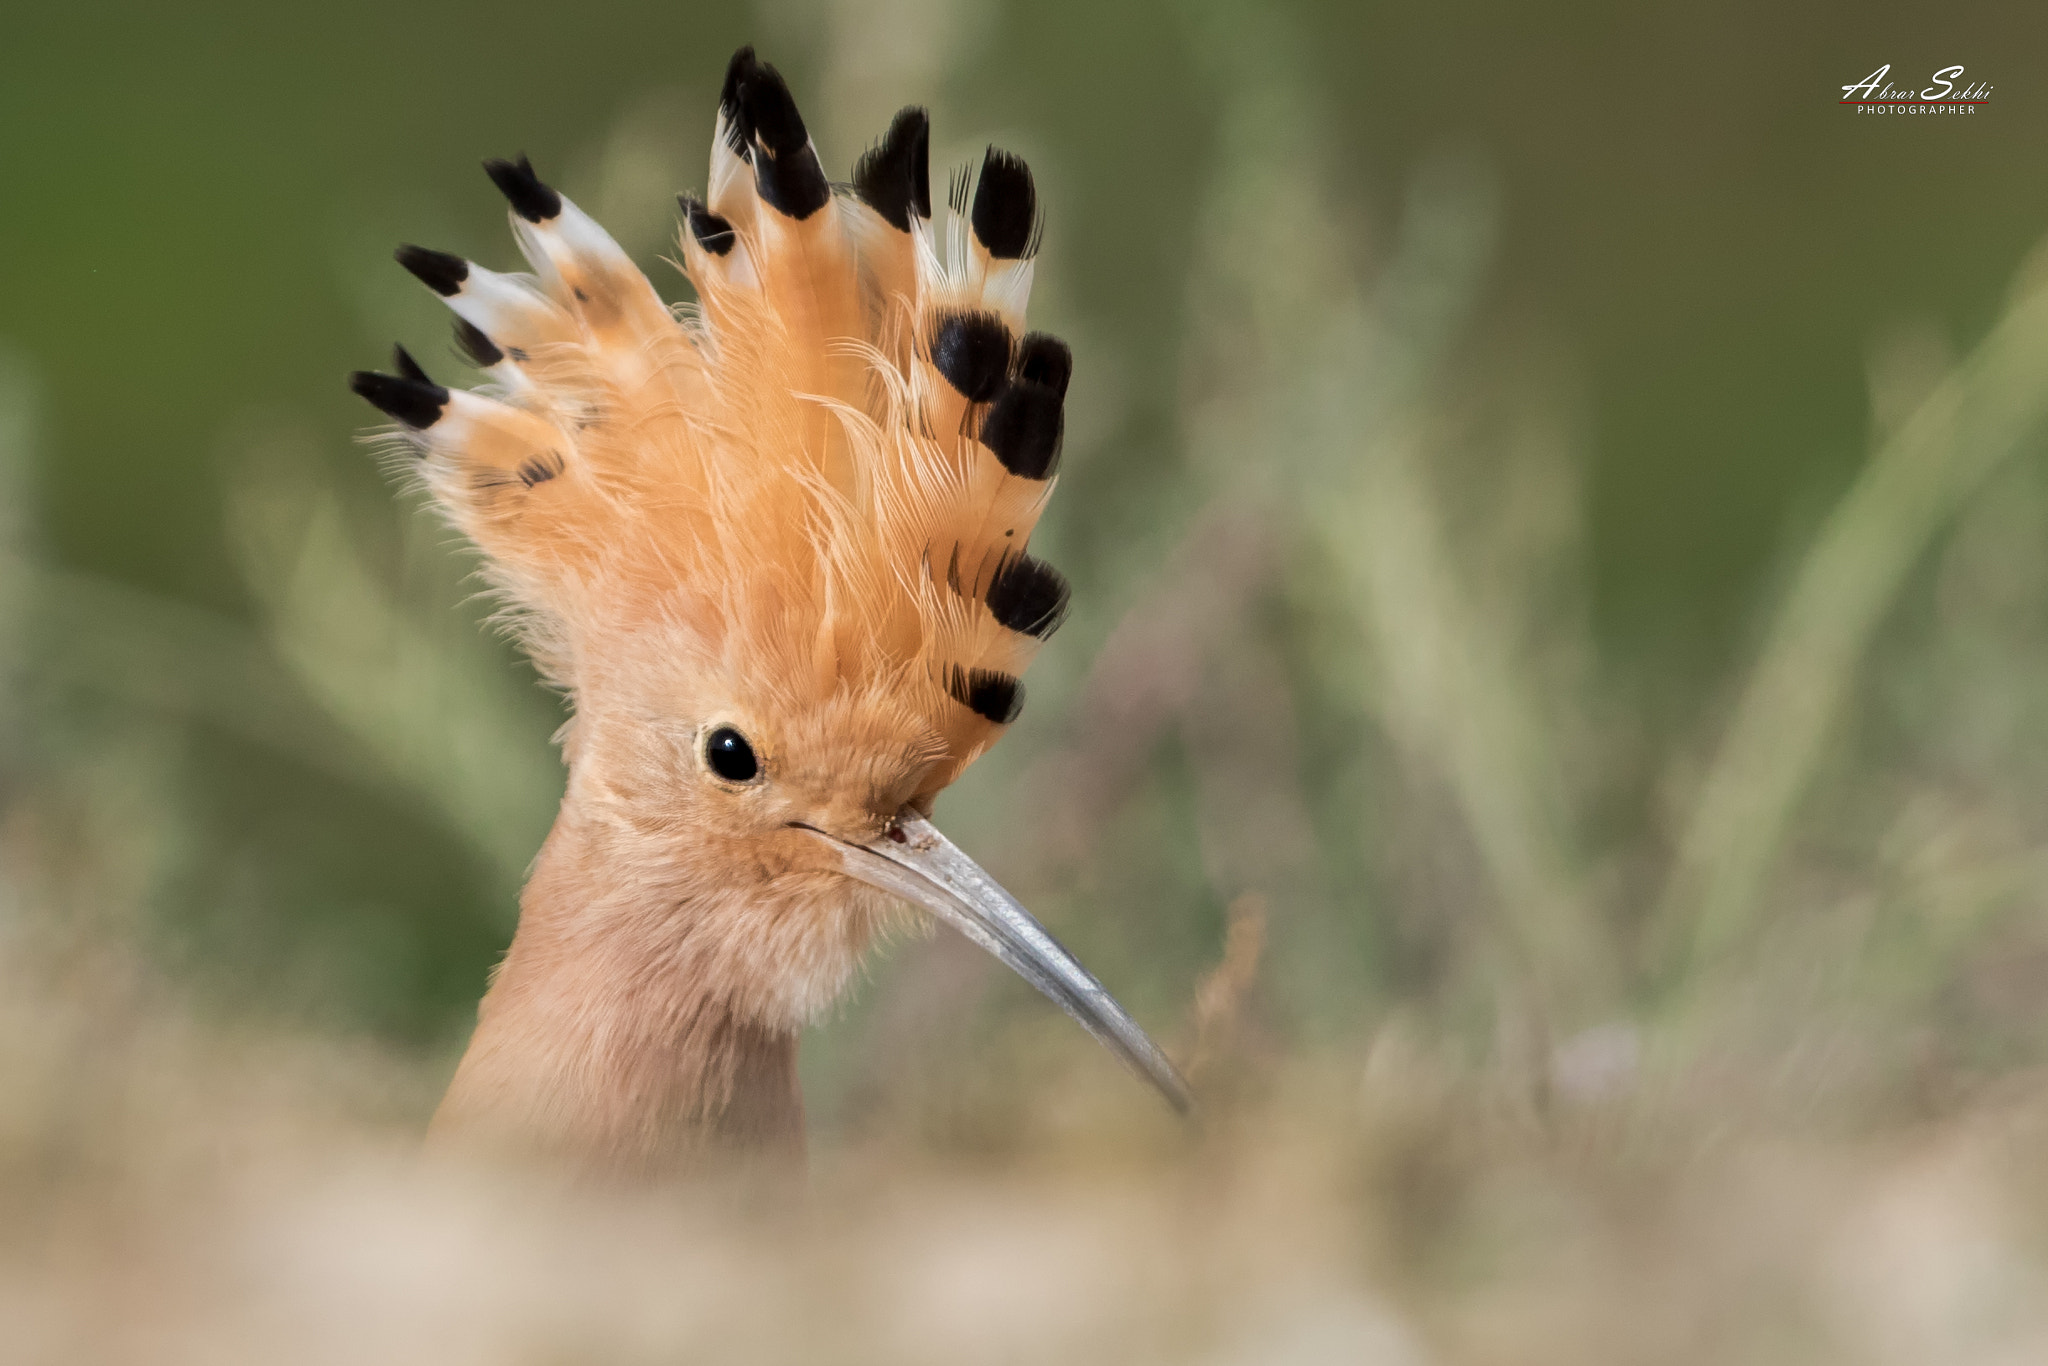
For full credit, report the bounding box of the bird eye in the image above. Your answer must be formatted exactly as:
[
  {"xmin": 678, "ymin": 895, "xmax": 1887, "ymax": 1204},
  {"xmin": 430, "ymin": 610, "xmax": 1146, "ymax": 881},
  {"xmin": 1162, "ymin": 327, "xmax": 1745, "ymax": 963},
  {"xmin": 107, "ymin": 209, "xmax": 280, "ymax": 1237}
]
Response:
[{"xmin": 703, "ymin": 726, "xmax": 760, "ymax": 783}]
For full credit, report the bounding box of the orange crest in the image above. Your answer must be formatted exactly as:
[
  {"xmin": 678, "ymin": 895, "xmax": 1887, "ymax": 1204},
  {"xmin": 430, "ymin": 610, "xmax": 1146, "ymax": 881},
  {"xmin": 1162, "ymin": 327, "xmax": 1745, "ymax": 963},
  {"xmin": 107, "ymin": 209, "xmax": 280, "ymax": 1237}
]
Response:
[{"xmin": 352, "ymin": 49, "xmax": 1072, "ymax": 805}]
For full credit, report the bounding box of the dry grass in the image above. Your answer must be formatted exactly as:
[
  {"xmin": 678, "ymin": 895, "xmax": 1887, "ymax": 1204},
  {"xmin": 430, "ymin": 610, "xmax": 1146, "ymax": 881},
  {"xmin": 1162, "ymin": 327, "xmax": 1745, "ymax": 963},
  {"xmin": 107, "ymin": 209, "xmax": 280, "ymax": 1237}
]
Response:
[{"xmin": 10, "ymin": 911, "xmax": 2048, "ymax": 1364}]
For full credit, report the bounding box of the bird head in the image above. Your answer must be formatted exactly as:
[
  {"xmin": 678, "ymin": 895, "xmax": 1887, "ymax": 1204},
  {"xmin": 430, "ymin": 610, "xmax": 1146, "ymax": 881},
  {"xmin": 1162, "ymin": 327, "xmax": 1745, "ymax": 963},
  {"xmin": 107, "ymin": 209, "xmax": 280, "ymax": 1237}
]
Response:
[{"xmin": 350, "ymin": 49, "xmax": 1186, "ymax": 1112}]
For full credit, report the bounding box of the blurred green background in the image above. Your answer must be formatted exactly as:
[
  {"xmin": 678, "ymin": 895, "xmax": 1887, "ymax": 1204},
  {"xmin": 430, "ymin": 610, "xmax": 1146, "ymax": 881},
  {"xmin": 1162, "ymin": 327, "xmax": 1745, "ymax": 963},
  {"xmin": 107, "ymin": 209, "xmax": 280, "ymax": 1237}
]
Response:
[{"xmin": 6, "ymin": 0, "xmax": 2048, "ymax": 1145}]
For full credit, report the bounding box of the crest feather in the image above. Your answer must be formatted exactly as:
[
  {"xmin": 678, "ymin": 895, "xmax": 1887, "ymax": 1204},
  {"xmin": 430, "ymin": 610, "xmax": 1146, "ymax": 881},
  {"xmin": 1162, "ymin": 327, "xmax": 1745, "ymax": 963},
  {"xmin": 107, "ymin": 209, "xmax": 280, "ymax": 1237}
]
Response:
[{"xmin": 350, "ymin": 50, "xmax": 1074, "ymax": 801}]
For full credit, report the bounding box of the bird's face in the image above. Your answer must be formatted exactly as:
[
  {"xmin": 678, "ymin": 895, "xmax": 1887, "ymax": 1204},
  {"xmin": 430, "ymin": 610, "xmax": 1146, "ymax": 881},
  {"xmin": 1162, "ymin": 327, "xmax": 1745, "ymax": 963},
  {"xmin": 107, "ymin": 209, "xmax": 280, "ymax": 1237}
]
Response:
[
  {"xmin": 563, "ymin": 637, "xmax": 1189, "ymax": 1113},
  {"xmin": 662, "ymin": 684, "xmax": 943, "ymax": 868},
  {"xmin": 567, "ymin": 643, "xmax": 940, "ymax": 878}
]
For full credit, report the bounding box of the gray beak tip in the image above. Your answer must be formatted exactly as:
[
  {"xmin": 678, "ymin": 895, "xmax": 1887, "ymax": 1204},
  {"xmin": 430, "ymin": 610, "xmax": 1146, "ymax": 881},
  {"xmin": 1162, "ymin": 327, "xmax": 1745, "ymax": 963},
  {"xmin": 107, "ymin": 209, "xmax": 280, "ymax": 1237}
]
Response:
[{"xmin": 800, "ymin": 814, "xmax": 1194, "ymax": 1117}]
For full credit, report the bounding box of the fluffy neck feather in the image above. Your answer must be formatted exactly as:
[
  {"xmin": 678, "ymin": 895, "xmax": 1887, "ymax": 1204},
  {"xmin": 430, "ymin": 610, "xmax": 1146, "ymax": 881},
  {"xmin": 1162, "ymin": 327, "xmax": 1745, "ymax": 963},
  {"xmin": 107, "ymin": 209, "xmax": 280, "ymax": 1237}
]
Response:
[{"xmin": 427, "ymin": 804, "xmax": 812, "ymax": 1179}]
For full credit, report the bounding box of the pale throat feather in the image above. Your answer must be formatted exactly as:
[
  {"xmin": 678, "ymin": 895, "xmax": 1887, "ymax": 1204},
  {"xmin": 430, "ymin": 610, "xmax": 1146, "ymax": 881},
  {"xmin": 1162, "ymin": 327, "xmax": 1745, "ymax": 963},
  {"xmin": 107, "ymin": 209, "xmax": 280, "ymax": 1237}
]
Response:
[{"xmin": 430, "ymin": 795, "xmax": 895, "ymax": 1174}]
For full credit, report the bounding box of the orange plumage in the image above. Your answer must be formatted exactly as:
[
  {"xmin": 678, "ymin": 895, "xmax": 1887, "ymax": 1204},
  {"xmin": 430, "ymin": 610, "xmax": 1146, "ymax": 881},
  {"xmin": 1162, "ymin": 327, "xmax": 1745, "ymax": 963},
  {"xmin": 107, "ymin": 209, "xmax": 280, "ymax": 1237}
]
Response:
[{"xmin": 350, "ymin": 48, "xmax": 1180, "ymax": 1179}]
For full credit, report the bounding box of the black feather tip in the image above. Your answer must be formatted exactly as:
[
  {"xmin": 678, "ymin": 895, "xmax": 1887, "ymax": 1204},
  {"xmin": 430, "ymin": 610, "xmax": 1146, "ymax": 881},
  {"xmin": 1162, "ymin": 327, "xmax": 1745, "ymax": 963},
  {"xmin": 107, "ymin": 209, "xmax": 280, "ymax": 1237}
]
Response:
[
  {"xmin": 677, "ymin": 194, "xmax": 736, "ymax": 256},
  {"xmin": 930, "ymin": 311, "xmax": 1013, "ymax": 403},
  {"xmin": 985, "ymin": 553, "xmax": 1071, "ymax": 639},
  {"xmin": 1016, "ymin": 333, "xmax": 1072, "ymax": 398},
  {"xmin": 970, "ymin": 147, "xmax": 1039, "ymax": 260},
  {"xmin": 453, "ymin": 317, "xmax": 503, "ymax": 369},
  {"xmin": 948, "ymin": 666, "xmax": 1024, "ymax": 725},
  {"xmin": 853, "ymin": 106, "xmax": 931, "ymax": 231},
  {"xmin": 719, "ymin": 46, "xmax": 761, "ymax": 155},
  {"xmin": 395, "ymin": 244, "xmax": 468, "ymax": 297},
  {"xmin": 483, "ymin": 155, "xmax": 562, "ymax": 224},
  {"xmin": 978, "ymin": 379, "xmax": 1064, "ymax": 479},
  {"xmin": 349, "ymin": 368, "xmax": 448, "ymax": 430},
  {"xmin": 740, "ymin": 62, "xmax": 830, "ymax": 219},
  {"xmin": 737, "ymin": 56, "xmax": 808, "ymax": 158},
  {"xmin": 391, "ymin": 344, "xmax": 430, "ymax": 384}
]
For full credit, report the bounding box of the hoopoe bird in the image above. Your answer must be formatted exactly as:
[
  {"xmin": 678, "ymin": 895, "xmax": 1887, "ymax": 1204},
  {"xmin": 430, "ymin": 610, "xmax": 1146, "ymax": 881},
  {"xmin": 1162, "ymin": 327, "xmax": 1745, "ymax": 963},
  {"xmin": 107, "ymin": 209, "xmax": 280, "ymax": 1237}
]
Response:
[{"xmin": 348, "ymin": 48, "xmax": 1188, "ymax": 1177}]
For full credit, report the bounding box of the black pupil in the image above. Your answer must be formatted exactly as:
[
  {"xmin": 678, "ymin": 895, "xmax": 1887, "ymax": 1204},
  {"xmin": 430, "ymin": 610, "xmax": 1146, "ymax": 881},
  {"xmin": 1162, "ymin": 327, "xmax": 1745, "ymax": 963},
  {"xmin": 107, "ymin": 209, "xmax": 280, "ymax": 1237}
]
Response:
[{"xmin": 705, "ymin": 727, "xmax": 758, "ymax": 782}]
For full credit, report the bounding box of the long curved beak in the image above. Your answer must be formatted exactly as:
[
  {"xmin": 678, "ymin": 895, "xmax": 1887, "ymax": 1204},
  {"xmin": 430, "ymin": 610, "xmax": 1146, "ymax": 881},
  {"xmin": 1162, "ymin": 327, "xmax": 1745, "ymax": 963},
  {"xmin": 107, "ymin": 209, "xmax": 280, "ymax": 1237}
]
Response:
[{"xmin": 798, "ymin": 813, "xmax": 1192, "ymax": 1115}]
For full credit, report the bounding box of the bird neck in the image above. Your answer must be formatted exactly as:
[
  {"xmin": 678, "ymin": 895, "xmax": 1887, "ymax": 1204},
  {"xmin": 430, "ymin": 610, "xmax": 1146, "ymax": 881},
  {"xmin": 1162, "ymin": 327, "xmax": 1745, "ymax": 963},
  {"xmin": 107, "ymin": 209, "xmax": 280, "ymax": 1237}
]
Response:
[{"xmin": 428, "ymin": 803, "xmax": 806, "ymax": 1179}]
